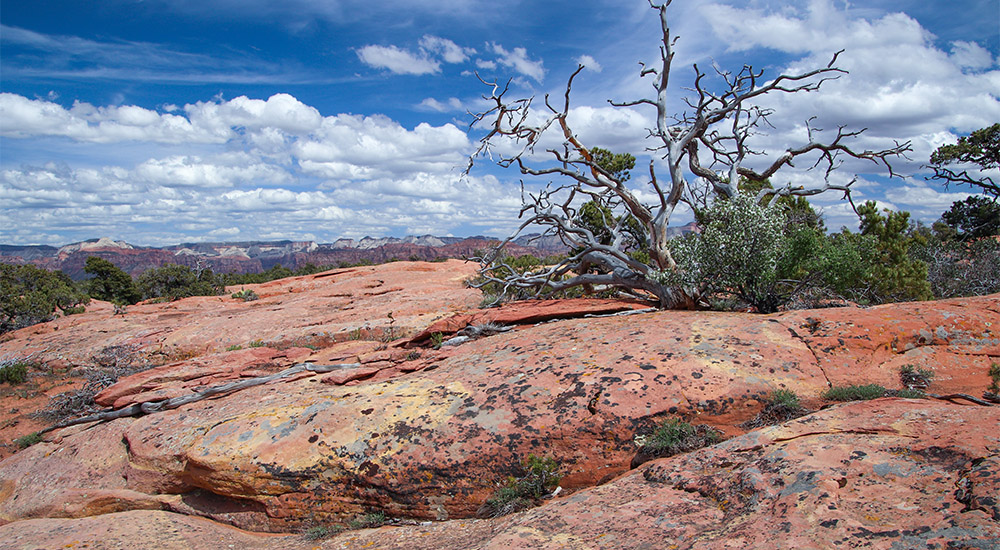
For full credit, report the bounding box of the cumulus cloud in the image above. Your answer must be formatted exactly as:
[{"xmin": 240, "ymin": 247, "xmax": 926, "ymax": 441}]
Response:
[
  {"xmin": 684, "ymin": 0, "xmax": 1000, "ymax": 184},
  {"xmin": 487, "ymin": 43, "xmax": 545, "ymax": 82},
  {"xmin": 576, "ymin": 55, "xmax": 602, "ymax": 72},
  {"xmin": 950, "ymin": 41, "xmax": 995, "ymax": 70},
  {"xmin": 356, "ymin": 44, "xmax": 441, "ymax": 75},
  {"xmin": 0, "ymin": 93, "xmax": 217, "ymax": 144},
  {"xmin": 419, "ymin": 35, "xmax": 476, "ymax": 64},
  {"xmin": 0, "ymin": 90, "xmax": 516, "ymax": 245}
]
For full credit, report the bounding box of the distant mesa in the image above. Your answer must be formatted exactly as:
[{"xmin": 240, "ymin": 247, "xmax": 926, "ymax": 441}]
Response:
[
  {"xmin": 0, "ymin": 226, "xmax": 700, "ymax": 280},
  {"xmin": 56, "ymin": 237, "xmax": 134, "ymax": 255}
]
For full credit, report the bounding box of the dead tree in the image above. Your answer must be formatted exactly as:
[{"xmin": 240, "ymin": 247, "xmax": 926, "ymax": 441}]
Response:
[{"xmin": 468, "ymin": 0, "xmax": 910, "ymax": 309}]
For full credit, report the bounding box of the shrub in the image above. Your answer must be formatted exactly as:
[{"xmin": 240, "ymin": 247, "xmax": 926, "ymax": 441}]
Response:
[
  {"xmin": 1, "ymin": 263, "xmax": 89, "ymax": 334},
  {"xmin": 348, "ymin": 511, "xmax": 387, "ymax": 529},
  {"xmin": 899, "ymin": 365, "xmax": 934, "ymax": 390},
  {"xmin": 671, "ymin": 193, "xmax": 788, "ymax": 313},
  {"xmin": 247, "ymin": 339, "xmax": 266, "ymax": 348},
  {"xmin": 38, "ymin": 344, "xmax": 151, "ymax": 422},
  {"xmin": 985, "ymin": 363, "xmax": 1000, "ymax": 403},
  {"xmin": 14, "ymin": 432, "xmax": 42, "ymax": 449},
  {"xmin": 226, "ymin": 344, "xmax": 243, "ymax": 351},
  {"xmin": 478, "ymin": 454, "xmax": 561, "ymax": 518},
  {"xmin": 913, "ymin": 237, "xmax": 1000, "ymax": 298},
  {"xmin": 231, "ymin": 288, "xmax": 259, "ymax": 302},
  {"xmin": 303, "ymin": 524, "xmax": 343, "ymax": 540},
  {"xmin": 822, "ymin": 384, "xmax": 887, "ymax": 401},
  {"xmin": 430, "ymin": 332, "xmax": 444, "ymax": 349},
  {"xmin": 0, "ymin": 357, "xmax": 32, "ymax": 384},
  {"xmin": 137, "ymin": 264, "xmax": 223, "ymax": 301},
  {"xmin": 639, "ymin": 418, "xmax": 722, "ymax": 458},
  {"xmin": 741, "ymin": 389, "xmax": 806, "ymax": 429}
]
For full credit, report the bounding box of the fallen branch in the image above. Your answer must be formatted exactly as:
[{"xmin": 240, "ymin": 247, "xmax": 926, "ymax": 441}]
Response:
[
  {"xmin": 38, "ymin": 362, "xmax": 359, "ymax": 435},
  {"xmin": 928, "ymin": 393, "xmax": 996, "ymax": 407}
]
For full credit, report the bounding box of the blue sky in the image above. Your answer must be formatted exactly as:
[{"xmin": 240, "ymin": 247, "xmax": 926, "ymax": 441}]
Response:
[{"xmin": 1, "ymin": 0, "xmax": 998, "ymax": 246}]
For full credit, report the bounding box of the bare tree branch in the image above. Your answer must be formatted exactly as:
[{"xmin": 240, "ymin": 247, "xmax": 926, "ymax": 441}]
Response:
[{"xmin": 466, "ymin": 2, "xmax": 910, "ymax": 310}]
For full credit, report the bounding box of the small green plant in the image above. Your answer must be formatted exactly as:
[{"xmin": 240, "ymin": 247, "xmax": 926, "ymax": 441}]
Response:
[
  {"xmin": 479, "ymin": 454, "xmax": 562, "ymax": 518},
  {"xmin": 430, "ymin": 332, "xmax": 444, "ymax": 349},
  {"xmin": 14, "ymin": 431, "xmax": 42, "ymax": 449},
  {"xmin": 638, "ymin": 418, "xmax": 722, "ymax": 460},
  {"xmin": 62, "ymin": 305, "xmax": 86, "ymax": 315},
  {"xmin": 984, "ymin": 363, "xmax": 999, "ymax": 403},
  {"xmin": 226, "ymin": 344, "xmax": 243, "ymax": 351},
  {"xmin": 248, "ymin": 339, "xmax": 266, "ymax": 348},
  {"xmin": 0, "ymin": 359, "xmax": 31, "ymax": 385},
  {"xmin": 303, "ymin": 524, "xmax": 344, "ymax": 540},
  {"xmin": 348, "ymin": 511, "xmax": 386, "ymax": 529},
  {"xmin": 231, "ymin": 288, "xmax": 259, "ymax": 302},
  {"xmin": 822, "ymin": 384, "xmax": 887, "ymax": 401},
  {"xmin": 899, "ymin": 364, "xmax": 934, "ymax": 390},
  {"xmin": 741, "ymin": 389, "xmax": 806, "ymax": 429}
]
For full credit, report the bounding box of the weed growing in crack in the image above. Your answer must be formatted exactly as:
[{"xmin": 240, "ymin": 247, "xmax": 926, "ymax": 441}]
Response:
[
  {"xmin": 899, "ymin": 364, "xmax": 934, "ymax": 390},
  {"xmin": 740, "ymin": 389, "xmax": 807, "ymax": 429},
  {"xmin": 985, "ymin": 363, "xmax": 1000, "ymax": 403},
  {"xmin": 478, "ymin": 455, "xmax": 562, "ymax": 518},
  {"xmin": 349, "ymin": 510, "xmax": 387, "ymax": 529},
  {"xmin": 631, "ymin": 419, "xmax": 722, "ymax": 468}
]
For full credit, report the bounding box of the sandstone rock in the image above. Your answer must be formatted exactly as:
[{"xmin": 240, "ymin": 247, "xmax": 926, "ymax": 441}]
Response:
[
  {"xmin": 408, "ymin": 297, "xmax": 650, "ymax": 343},
  {"xmin": 3, "ymin": 295, "xmax": 996, "ymax": 534},
  {"xmin": 317, "ymin": 399, "xmax": 1000, "ymax": 549},
  {"xmin": 3, "ymin": 400, "xmax": 996, "ymax": 549},
  {"xmin": 0, "ymin": 260, "xmax": 482, "ymax": 366}
]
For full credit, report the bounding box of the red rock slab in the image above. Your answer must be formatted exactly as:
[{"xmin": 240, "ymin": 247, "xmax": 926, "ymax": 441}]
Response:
[
  {"xmin": 0, "ymin": 510, "xmax": 308, "ymax": 550},
  {"xmin": 408, "ymin": 298, "xmax": 651, "ymax": 343},
  {"xmin": 5, "ymin": 400, "xmax": 996, "ymax": 549},
  {"xmin": 94, "ymin": 347, "xmax": 289, "ymax": 408},
  {"xmin": 0, "ymin": 259, "xmax": 482, "ymax": 368},
  {"xmin": 325, "ymin": 399, "xmax": 1000, "ymax": 549},
  {"xmin": 774, "ymin": 293, "xmax": 1000, "ymax": 391},
  {"xmin": 0, "ymin": 420, "xmax": 134, "ymax": 522},
  {"xmin": 2, "ymin": 295, "xmax": 996, "ymax": 533}
]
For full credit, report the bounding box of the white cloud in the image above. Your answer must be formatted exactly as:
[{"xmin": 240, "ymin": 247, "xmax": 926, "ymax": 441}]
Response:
[
  {"xmin": 294, "ymin": 114, "xmax": 471, "ymax": 181},
  {"xmin": 0, "ymin": 93, "xmax": 217, "ymax": 144},
  {"xmin": 950, "ymin": 41, "xmax": 995, "ymax": 70},
  {"xmin": 475, "ymin": 59, "xmax": 497, "ymax": 70},
  {"xmin": 134, "ymin": 154, "xmax": 291, "ymax": 189},
  {"xmin": 419, "ymin": 35, "xmax": 475, "ymax": 64},
  {"xmin": 356, "ymin": 44, "xmax": 441, "ymax": 75},
  {"xmin": 487, "ymin": 43, "xmax": 545, "ymax": 82},
  {"xmin": 576, "ymin": 55, "xmax": 602, "ymax": 72},
  {"xmin": 418, "ymin": 97, "xmax": 466, "ymax": 112}
]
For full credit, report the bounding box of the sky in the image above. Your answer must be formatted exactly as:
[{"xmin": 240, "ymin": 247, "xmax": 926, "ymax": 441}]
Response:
[{"xmin": 1, "ymin": 0, "xmax": 998, "ymax": 247}]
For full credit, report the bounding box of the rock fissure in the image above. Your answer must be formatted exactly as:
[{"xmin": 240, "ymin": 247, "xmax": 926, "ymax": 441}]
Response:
[{"xmin": 775, "ymin": 320, "xmax": 832, "ymax": 388}]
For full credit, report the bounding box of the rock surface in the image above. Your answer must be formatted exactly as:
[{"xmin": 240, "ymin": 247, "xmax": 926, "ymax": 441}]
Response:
[
  {"xmin": 2, "ymin": 399, "xmax": 997, "ymax": 549},
  {"xmin": 1, "ymin": 260, "xmax": 998, "ymax": 547}
]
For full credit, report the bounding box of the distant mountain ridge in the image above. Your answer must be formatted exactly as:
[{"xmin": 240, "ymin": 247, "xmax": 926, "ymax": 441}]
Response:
[
  {"xmin": 1, "ymin": 224, "xmax": 699, "ymax": 280},
  {"xmin": 0, "ymin": 235, "xmax": 564, "ymax": 280}
]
